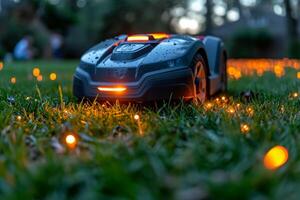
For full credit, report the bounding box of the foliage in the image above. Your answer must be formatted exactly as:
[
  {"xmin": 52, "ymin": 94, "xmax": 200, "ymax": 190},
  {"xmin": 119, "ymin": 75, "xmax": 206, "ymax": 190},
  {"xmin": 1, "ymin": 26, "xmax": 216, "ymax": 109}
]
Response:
[
  {"xmin": 228, "ymin": 28, "xmax": 274, "ymax": 58},
  {"xmin": 40, "ymin": 0, "xmax": 78, "ymax": 33},
  {"xmin": 64, "ymin": 0, "xmax": 181, "ymax": 57},
  {"xmin": 0, "ymin": 18, "xmax": 30, "ymax": 52},
  {"xmin": 0, "ymin": 45, "xmax": 5, "ymax": 59},
  {"xmin": 0, "ymin": 60, "xmax": 300, "ymax": 199},
  {"xmin": 288, "ymin": 39, "xmax": 300, "ymax": 59}
]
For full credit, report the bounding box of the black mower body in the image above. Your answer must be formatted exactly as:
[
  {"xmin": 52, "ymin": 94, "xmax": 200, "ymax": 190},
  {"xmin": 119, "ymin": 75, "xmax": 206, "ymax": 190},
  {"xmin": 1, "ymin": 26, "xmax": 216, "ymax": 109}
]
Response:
[{"xmin": 73, "ymin": 34, "xmax": 226, "ymax": 102}]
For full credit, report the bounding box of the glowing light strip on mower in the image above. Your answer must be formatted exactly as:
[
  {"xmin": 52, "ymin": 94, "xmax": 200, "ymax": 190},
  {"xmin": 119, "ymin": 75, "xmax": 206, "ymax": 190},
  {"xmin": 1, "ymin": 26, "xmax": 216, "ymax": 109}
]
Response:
[
  {"xmin": 98, "ymin": 87, "xmax": 127, "ymax": 92},
  {"xmin": 127, "ymin": 35, "xmax": 150, "ymax": 42},
  {"xmin": 151, "ymin": 33, "xmax": 170, "ymax": 40}
]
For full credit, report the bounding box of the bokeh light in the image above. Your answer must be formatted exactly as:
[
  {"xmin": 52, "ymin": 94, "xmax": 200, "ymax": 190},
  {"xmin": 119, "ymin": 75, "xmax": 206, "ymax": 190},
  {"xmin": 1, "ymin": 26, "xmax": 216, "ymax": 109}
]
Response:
[
  {"xmin": 10, "ymin": 77, "xmax": 16, "ymax": 84},
  {"xmin": 227, "ymin": 107, "xmax": 235, "ymax": 114},
  {"xmin": 37, "ymin": 75, "xmax": 43, "ymax": 82},
  {"xmin": 240, "ymin": 123, "xmax": 250, "ymax": 134},
  {"xmin": 292, "ymin": 92, "xmax": 298, "ymax": 98},
  {"xmin": 204, "ymin": 102, "xmax": 213, "ymax": 110},
  {"xmin": 227, "ymin": 59, "xmax": 300, "ymax": 79},
  {"xmin": 33, "ymin": 68, "xmax": 40, "ymax": 77},
  {"xmin": 49, "ymin": 73, "xmax": 57, "ymax": 81},
  {"xmin": 65, "ymin": 133, "xmax": 78, "ymax": 149},
  {"xmin": 263, "ymin": 145, "xmax": 288, "ymax": 170},
  {"xmin": 0, "ymin": 62, "xmax": 3, "ymax": 71},
  {"xmin": 134, "ymin": 114, "xmax": 140, "ymax": 120}
]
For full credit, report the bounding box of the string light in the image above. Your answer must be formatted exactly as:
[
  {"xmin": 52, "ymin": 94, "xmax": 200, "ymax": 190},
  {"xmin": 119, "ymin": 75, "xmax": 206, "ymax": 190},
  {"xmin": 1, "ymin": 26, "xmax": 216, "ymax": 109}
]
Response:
[
  {"xmin": 297, "ymin": 72, "xmax": 300, "ymax": 79},
  {"xmin": 10, "ymin": 77, "xmax": 16, "ymax": 84},
  {"xmin": 16, "ymin": 115, "xmax": 22, "ymax": 121},
  {"xmin": 0, "ymin": 62, "xmax": 3, "ymax": 71},
  {"xmin": 263, "ymin": 145, "xmax": 288, "ymax": 170}
]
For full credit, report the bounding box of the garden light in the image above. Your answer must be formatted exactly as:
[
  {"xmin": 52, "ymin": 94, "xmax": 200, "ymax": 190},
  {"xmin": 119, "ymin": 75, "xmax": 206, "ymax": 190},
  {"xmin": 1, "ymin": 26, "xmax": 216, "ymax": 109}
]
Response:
[
  {"xmin": 65, "ymin": 133, "xmax": 78, "ymax": 149},
  {"xmin": 16, "ymin": 115, "xmax": 22, "ymax": 121},
  {"xmin": 263, "ymin": 145, "xmax": 288, "ymax": 170}
]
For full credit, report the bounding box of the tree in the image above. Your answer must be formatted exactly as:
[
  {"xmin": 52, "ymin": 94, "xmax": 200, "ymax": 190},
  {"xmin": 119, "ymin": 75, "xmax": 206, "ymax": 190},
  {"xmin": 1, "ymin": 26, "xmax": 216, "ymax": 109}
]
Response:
[
  {"xmin": 205, "ymin": 0, "xmax": 213, "ymax": 34},
  {"xmin": 284, "ymin": 0, "xmax": 298, "ymax": 40}
]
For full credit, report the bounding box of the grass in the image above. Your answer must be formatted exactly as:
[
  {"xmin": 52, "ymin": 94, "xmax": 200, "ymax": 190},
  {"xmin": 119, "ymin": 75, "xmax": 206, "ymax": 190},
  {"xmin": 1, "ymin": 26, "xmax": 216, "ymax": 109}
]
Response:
[{"xmin": 0, "ymin": 60, "xmax": 300, "ymax": 199}]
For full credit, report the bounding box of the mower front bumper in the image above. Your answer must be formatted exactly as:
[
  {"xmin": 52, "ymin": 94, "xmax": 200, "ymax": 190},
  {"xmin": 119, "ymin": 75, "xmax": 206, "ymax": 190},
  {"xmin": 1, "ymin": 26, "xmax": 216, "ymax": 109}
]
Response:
[{"xmin": 73, "ymin": 67, "xmax": 195, "ymax": 102}]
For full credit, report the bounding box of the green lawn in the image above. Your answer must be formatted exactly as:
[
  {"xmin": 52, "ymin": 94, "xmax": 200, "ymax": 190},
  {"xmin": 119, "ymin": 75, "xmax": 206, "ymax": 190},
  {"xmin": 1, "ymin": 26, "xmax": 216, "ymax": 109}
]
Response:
[{"xmin": 0, "ymin": 60, "xmax": 300, "ymax": 199}]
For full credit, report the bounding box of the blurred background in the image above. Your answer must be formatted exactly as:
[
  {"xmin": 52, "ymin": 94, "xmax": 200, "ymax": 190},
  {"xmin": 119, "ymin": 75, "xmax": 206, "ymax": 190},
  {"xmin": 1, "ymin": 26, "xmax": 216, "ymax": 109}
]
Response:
[{"xmin": 0, "ymin": 0, "xmax": 300, "ymax": 60}]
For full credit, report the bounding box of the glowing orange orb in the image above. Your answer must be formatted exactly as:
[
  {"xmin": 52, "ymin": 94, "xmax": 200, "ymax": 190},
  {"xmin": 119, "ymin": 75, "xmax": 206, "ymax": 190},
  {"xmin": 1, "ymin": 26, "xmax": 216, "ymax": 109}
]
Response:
[
  {"xmin": 227, "ymin": 107, "xmax": 235, "ymax": 114},
  {"xmin": 10, "ymin": 77, "xmax": 16, "ymax": 84},
  {"xmin": 49, "ymin": 73, "xmax": 57, "ymax": 81},
  {"xmin": 263, "ymin": 145, "xmax": 289, "ymax": 170},
  {"xmin": 33, "ymin": 68, "xmax": 40, "ymax": 77},
  {"xmin": 37, "ymin": 75, "xmax": 43, "ymax": 82},
  {"xmin": 240, "ymin": 123, "xmax": 250, "ymax": 134},
  {"xmin": 292, "ymin": 92, "xmax": 298, "ymax": 98},
  {"xmin": 65, "ymin": 134, "xmax": 77, "ymax": 149},
  {"xmin": 0, "ymin": 62, "xmax": 3, "ymax": 71},
  {"xmin": 297, "ymin": 72, "xmax": 300, "ymax": 79},
  {"xmin": 134, "ymin": 114, "xmax": 140, "ymax": 120},
  {"xmin": 204, "ymin": 102, "xmax": 213, "ymax": 110},
  {"xmin": 246, "ymin": 107, "xmax": 254, "ymax": 116}
]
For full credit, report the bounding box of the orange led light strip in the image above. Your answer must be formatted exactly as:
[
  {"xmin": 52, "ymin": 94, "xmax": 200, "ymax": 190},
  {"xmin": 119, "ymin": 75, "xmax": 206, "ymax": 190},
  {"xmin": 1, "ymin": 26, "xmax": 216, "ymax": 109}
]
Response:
[
  {"xmin": 98, "ymin": 87, "xmax": 127, "ymax": 92},
  {"xmin": 151, "ymin": 33, "xmax": 170, "ymax": 40},
  {"xmin": 127, "ymin": 35, "xmax": 150, "ymax": 42}
]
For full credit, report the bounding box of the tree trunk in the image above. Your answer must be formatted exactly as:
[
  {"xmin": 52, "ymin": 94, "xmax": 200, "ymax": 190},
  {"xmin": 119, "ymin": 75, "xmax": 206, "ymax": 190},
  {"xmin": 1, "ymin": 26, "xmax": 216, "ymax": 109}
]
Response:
[
  {"xmin": 205, "ymin": 0, "xmax": 213, "ymax": 34},
  {"xmin": 284, "ymin": 0, "xmax": 298, "ymax": 40}
]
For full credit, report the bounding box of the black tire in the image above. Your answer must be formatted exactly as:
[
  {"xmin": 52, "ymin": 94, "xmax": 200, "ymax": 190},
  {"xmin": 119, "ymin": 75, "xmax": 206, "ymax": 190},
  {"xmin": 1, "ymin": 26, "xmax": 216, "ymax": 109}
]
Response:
[{"xmin": 191, "ymin": 53, "xmax": 209, "ymax": 104}]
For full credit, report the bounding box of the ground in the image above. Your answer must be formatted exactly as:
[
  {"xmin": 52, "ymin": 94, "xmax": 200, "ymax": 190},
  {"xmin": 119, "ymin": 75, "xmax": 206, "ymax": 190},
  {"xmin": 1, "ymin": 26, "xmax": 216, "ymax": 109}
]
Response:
[{"xmin": 0, "ymin": 60, "xmax": 300, "ymax": 200}]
